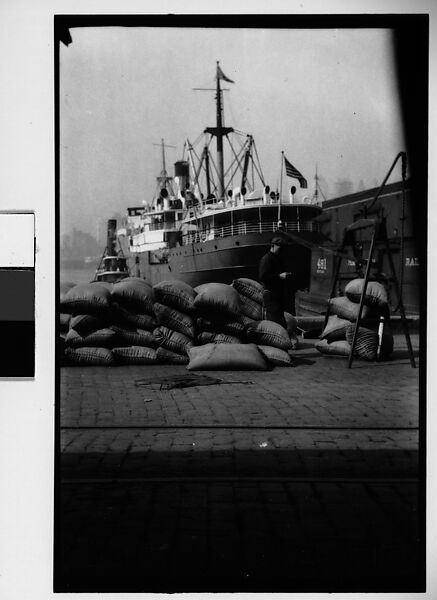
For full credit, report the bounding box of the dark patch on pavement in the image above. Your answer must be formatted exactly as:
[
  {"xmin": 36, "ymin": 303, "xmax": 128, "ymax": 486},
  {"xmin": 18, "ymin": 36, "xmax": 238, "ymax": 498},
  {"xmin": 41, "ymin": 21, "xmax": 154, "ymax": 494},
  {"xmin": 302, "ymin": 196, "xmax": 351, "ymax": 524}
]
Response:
[
  {"xmin": 292, "ymin": 357, "xmax": 316, "ymax": 366},
  {"xmin": 135, "ymin": 374, "xmax": 253, "ymax": 390}
]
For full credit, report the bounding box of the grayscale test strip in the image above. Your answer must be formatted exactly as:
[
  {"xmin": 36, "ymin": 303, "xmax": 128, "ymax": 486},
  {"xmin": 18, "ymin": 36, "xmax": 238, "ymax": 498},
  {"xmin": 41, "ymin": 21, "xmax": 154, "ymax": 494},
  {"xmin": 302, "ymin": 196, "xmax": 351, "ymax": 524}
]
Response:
[{"xmin": 0, "ymin": 213, "xmax": 35, "ymax": 377}]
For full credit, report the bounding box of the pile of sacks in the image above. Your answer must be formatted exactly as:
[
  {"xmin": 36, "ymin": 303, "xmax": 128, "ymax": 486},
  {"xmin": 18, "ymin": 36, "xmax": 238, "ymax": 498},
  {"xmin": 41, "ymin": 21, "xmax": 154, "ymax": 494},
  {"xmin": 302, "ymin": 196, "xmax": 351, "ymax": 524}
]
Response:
[
  {"xmin": 60, "ymin": 277, "xmax": 297, "ymax": 370},
  {"xmin": 315, "ymin": 278, "xmax": 394, "ymax": 361},
  {"xmin": 61, "ymin": 278, "xmax": 157, "ymax": 365},
  {"xmin": 153, "ymin": 280, "xmax": 197, "ymax": 365},
  {"xmin": 188, "ymin": 280, "xmax": 292, "ymax": 369}
]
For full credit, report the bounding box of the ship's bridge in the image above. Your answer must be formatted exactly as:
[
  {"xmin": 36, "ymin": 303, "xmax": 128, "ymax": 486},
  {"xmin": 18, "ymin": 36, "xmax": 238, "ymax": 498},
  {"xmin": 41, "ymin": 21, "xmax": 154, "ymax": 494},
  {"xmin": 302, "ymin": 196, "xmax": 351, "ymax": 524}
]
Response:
[{"xmin": 129, "ymin": 207, "xmax": 184, "ymax": 253}]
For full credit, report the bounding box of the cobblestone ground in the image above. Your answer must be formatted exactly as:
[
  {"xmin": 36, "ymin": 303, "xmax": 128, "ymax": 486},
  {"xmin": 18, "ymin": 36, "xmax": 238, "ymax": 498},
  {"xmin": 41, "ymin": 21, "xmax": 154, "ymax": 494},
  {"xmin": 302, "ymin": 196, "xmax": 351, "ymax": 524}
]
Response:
[{"xmin": 56, "ymin": 335, "xmax": 424, "ymax": 593}]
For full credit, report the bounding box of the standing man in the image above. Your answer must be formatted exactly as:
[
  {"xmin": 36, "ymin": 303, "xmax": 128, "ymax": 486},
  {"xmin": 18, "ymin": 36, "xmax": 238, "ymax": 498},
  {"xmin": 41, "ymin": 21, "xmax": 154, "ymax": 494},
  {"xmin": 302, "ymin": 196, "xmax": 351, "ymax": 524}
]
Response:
[{"xmin": 258, "ymin": 236, "xmax": 292, "ymax": 329}]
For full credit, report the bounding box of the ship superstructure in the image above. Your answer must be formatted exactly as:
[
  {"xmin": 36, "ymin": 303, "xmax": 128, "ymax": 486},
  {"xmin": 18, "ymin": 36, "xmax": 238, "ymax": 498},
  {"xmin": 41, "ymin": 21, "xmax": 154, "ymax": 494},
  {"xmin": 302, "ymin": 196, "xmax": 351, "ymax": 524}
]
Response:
[{"xmin": 117, "ymin": 63, "xmax": 323, "ymax": 309}]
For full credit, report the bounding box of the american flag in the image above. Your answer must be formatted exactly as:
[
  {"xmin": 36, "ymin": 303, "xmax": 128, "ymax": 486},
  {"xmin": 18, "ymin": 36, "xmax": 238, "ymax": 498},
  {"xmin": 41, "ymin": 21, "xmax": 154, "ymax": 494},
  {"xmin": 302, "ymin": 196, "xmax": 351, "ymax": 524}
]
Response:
[{"xmin": 284, "ymin": 156, "xmax": 307, "ymax": 188}]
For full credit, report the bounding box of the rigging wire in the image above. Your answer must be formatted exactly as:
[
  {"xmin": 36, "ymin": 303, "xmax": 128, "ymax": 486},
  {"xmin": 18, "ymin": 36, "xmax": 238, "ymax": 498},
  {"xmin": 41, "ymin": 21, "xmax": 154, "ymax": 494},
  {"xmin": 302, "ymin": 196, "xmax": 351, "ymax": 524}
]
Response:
[
  {"xmin": 252, "ymin": 141, "xmax": 266, "ymax": 185},
  {"xmin": 223, "ymin": 135, "xmax": 247, "ymax": 187}
]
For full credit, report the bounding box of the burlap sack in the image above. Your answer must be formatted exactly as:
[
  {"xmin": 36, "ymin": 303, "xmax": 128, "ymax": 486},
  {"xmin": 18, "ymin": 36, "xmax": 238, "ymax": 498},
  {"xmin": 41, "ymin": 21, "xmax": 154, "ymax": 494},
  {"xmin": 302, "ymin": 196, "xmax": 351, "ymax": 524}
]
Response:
[
  {"xmin": 196, "ymin": 316, "xmax": 246, "ymax": 338},
  {"xmin": 65, "ymin": 327, "xmax": 116, "ymax": 348},
  {"xmin": 61, "ymin": 283, "xmax": 111, "ymax": 315},
  {"xmin": 320, "ymin": 315, "xmax": 350, "ymax": 342},
  {"xmin": 70, "ymin": 314, "xmax": 106, "ymax": 336},
  {"xmin": 315, "ymin": 339, "xmax": 352, "ymax": 357},
  {"xmin": 111, "ymin": 277, "xmax": 155, "ymax": 314},
  {"xmin": 284, "ymin": 312, "xmax": 298, "ymax": 335},
  {"xmin": 156, "ymin": 346, "xmax": 189, "ymax": 365},
  {"xmin": 153, "ymin": 302, "xmax": 196, "ymax": 339},
  {"xmin": 111, "ymin": 325, "xmax": 157, "ymax": 348},
  {"xmin": 194, "ymin": 283, "xmax": 241, "ymax": 316},
  {"xmin": 257, "ymin": 345, "xmax": 293, "ymax": 367},
  {"xmin": 239, "ymin": 294, "xmax": 263, "ymax": 321},
  {"xmin": 187, "ymin": 343, "xmax": 269, "ymax": 371},
  {"xmin": 112, "ymin": 346, "xmax": 157, "ymax": 365},
  {"xmin": 111, "ymin": 302, "xmax": 157, "ymax": 331},
  {"xmin": 154, "ymin": 326, "xmax": 193, "ymax": 355},
  {"xmin": 153, "ymin": 280, "xmax": 197, "ymax": 314},
  {"xmin": 239, "ymin": 314, "xmax": 256, "ymax": 328},
  {"xmin": 246, "ymin": 320, "xmax": 292, "ymax": 350},
  {"xmin": 64, "ymin": 347, "xmax": 115, "ymax": 366},
  {"xmin": 345, "ymin": 278, "xmax": 388, "ymax": 308},
  {"xmin": 232, "ymin": 278, "xmax": 264, "ymax": 304},
  {"xmin": 345, "ymin": 324, "xmax": 379, "ymax": 361},
  {"xmin": 328, "ymin": 296, "xmax": 370, "ymax": 322},
  {"xmin": 196, "ymin": 331, "xmax": 242, "ymax": 345}
]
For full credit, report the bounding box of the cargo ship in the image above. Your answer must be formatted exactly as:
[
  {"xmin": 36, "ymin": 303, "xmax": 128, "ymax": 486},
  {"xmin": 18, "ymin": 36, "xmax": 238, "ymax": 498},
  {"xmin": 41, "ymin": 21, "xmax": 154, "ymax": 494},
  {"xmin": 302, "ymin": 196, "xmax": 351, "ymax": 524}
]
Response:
[
  {"xmin": 117, "ymin": 63, "xmax": 420, "ymax": 317},
  {"xmin": 117, "ymin": 63, "xmax": 324, "ymax": 313}
]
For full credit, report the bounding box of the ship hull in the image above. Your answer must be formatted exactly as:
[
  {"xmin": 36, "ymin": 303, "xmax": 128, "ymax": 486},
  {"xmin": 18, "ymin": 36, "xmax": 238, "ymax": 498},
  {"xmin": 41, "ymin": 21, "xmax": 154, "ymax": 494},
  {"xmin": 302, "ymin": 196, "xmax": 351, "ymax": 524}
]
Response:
[
  {"xmin": 119, "ymin": 230, "xmax": 316, "ymax": 313},
  {"xmin": 119, "ymin": 182, "xmax": 421, "ymax": 317}
]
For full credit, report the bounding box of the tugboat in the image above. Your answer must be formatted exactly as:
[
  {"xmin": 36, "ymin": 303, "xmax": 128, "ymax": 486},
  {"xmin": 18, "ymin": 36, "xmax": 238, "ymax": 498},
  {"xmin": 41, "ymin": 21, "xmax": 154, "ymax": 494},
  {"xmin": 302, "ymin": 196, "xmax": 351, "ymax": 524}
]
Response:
[
  {"xmin": 117, "ymin": 62, "xmax": 324, "ymax": 312},
  {"xmin": 93, "ymin": 219, "xmax": 130, "ymax": 283}
]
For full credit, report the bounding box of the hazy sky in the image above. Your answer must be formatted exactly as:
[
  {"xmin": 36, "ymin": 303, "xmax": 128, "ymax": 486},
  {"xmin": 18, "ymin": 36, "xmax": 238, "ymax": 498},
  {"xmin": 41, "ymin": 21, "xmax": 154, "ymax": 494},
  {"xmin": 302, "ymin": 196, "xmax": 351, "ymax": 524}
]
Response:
[{"xmin": 60, "ymin": 26, "xmax": 405, "ymax": 238}]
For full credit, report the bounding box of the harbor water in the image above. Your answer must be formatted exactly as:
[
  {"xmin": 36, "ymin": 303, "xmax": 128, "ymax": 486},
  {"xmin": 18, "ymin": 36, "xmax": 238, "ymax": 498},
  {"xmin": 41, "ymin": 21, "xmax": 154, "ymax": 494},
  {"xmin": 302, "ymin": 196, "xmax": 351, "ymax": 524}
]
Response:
[{"xmin": 60, "ymin": 266, "xmax": 96, "ymax": 286}]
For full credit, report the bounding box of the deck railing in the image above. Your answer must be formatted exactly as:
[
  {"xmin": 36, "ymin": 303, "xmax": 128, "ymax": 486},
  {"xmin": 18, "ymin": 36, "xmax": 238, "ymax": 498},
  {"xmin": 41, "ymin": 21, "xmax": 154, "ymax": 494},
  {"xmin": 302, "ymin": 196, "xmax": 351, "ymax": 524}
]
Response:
[{"xmin": 182, "ymin": 220, "xmax": 319, "ymax": 245}]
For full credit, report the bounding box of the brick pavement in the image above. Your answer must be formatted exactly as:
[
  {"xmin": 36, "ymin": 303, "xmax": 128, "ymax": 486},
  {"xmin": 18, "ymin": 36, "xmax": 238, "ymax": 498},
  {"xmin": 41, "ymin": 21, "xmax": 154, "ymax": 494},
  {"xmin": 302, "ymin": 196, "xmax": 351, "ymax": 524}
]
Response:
[{"xmin": 56, "ymin": 335, "xmax": 424, "ymax": 593}]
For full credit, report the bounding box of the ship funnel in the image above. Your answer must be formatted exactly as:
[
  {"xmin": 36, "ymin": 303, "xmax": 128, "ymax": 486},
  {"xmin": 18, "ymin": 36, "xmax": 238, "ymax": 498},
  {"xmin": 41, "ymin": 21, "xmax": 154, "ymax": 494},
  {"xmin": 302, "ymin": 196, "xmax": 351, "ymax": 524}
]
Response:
[
  {"xmin": 106, "ymin": 219, "xmax": 117, "ymax": 256},
  {"xmin": 174, "ymin": 160, "xmax": 190, "ymax": 199}
]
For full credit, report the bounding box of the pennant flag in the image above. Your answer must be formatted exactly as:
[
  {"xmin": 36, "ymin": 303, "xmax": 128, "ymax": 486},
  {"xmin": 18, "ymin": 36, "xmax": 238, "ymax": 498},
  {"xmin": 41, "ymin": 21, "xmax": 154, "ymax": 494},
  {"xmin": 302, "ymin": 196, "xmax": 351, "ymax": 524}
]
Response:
[
  {"xmin": 284, "ymin": 156, "xmax": 307, "ymax": 188},
  {"xmin": 217, "ymin": 63, "xmax": 234, "ymax": 84}
]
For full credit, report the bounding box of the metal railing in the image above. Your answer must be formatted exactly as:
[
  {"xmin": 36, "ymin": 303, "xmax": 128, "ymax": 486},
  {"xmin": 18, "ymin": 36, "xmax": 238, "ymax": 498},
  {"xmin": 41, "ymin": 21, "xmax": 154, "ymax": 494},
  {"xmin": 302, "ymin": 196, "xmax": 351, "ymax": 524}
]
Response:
[{"xmin": 182, "ymin": 220, "xmax": 319, "ymax": 245}]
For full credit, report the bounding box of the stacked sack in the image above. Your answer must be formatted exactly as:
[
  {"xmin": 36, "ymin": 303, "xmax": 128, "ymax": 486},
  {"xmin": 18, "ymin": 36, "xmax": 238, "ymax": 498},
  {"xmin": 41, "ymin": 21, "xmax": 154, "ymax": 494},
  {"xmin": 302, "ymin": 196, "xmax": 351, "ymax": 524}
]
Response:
[
  {"xmin": 60, "ymin": 276, "xmax": 298, "ymax": 370},
  {"xmin": 61, "ymin": 281, "xmax": 117, "ymax": 365},
  {"xmin": 246, "ymin": 318, "xmax": 294, "ymax": 367},
  {"xmin": 59, "ymin": 281, "xmax": 77, "ymax": 362},
  {"xmin": 60, "ymin": 281, "xmax": 76, "ymax": 335},
  {"xmin": 153, "ymin": 280, "xmax": 197, "ymax": 365},
  {"xmin": 232, "ymin": 277, "xmax": 299, "ymax": 350},
  {"xmin": 194, "ymin": 282, "xmax": 246, "ymax": 345},
  {"xmin": 315, "ymin": 278, "xmax": 394, "ymax": 361},
  {"xmin": 229, "ymin": 277, "xmax": 294, "ymax": 367},
  {"xmin": 231, "ymin": 277, "xmax": 264, "ymax": 323},
  {"xmin": 187, "ymin": 282, "xmax": 269, "ymax": 370},
  {"xmin": 110, "ymin": 277, "xmax": 158, "ymax": 365}
]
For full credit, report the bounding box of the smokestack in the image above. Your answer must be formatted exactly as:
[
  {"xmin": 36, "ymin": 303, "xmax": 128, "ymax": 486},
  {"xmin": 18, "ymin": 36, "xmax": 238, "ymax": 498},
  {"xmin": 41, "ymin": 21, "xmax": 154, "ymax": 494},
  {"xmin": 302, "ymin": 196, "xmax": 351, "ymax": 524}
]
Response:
[
  {"xmin": 174, "ymin": 161, "xmax": 190, "ymax": 198},
  {"xmin": 106, "ymin": 219, "xmax": 117, "ymax": 256}
]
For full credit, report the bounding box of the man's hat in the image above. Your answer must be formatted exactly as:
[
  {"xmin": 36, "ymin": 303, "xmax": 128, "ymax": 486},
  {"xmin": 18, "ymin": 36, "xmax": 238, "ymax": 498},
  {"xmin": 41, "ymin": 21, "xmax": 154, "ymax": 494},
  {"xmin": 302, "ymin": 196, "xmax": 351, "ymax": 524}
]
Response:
[{"xmin": 271, "ymin": 236, "xmax": 286, "ymax": 247}]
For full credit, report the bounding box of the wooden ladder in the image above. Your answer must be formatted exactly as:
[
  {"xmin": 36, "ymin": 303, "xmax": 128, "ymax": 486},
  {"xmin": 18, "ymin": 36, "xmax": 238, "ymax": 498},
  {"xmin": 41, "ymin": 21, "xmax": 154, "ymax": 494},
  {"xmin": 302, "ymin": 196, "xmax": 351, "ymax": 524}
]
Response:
[{"xmin": 323, "ymin": 217, "xmax": 416, "ymax": 368}]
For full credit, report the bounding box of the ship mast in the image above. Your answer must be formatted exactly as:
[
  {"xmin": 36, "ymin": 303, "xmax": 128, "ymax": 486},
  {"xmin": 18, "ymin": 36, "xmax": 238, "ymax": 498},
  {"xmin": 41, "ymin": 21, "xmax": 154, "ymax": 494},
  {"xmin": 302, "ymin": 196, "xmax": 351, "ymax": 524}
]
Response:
[
  {"xmin": 313, "ymin": 163, "xmax": 327, "ymax": 203},
  {"xmin": 204, "ymin": 62, "xmax": 234, "ymax": 200},
  {"xmin": 153, "ymin": 138, "xmax": 176, "ymax": 195}
]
